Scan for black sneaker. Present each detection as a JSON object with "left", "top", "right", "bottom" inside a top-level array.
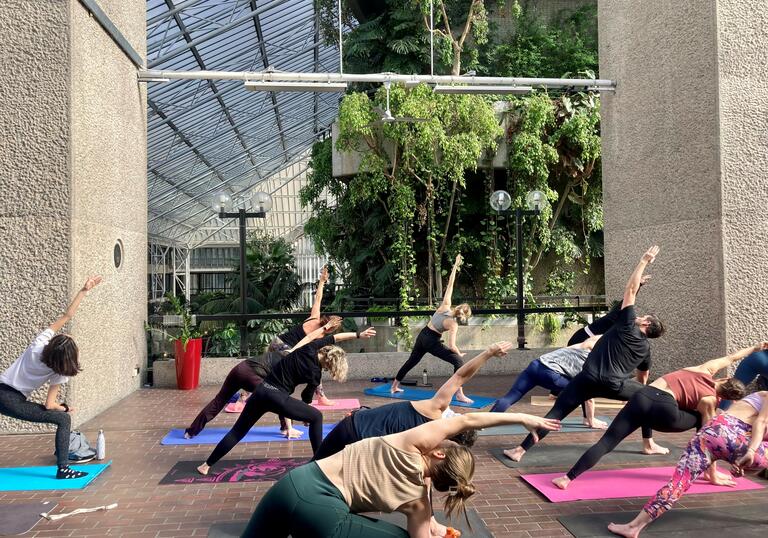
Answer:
[
  {"left": 57, "top": 466, "right": 88, "bottom": 479},
  {"left": 68, "top": 453, "right": 96, "bottom": 464}
]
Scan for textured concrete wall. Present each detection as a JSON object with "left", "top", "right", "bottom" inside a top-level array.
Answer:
[
  {"left": 69, "top": 0, "right": 147, "bottom": 425},
  {"left": 599, "top": 1, "right": 768, "bottom": 375},
  {"left": 0, "top": 0, "right": 146, "bottom": 433}
]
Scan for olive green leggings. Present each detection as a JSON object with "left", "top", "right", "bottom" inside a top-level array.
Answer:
[{"left": 243, "top": 462, "right": 409, "bottom": 537}]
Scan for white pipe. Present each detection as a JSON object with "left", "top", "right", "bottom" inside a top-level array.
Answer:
[
  {"left": 338, "top": 0, "right": 343, "bottom": 75},
  {"left": 430, "top": 0, "right": 434, "bottom": 76},
  {"left": 139, "top": 69, "right": 616, "bottom": 90}
]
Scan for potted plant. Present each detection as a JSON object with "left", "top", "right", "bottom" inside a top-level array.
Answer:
[{"left": 166, "top": 294, "right": 203, "bottom": 390}]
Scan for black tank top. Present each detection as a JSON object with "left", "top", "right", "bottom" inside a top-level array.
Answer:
[
  {"left": 352, "top": 401, "right": 431, "bottom": 439},
  {"left": 278, "top": 323, "right": 307, "bottom": 347}
]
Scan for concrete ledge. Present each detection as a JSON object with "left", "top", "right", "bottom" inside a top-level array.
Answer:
[{"left": 151, "top": 348, "right": 547, "bottom": 388}]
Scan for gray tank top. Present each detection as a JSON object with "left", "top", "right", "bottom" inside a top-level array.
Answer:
[{"left": 430, "top": 311, "right": 453, "bottom": 333}]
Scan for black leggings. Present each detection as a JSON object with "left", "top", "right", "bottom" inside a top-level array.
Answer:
[
  {"left": 205, "top": 383, "right": 323, "bottom": 465},
  {"left": 520, "top": 372, "right": 653, "bottom": 451},
  {"left": 566, "top": 387, "right": 701, "bottom": 480},
  {"left": 0, "top": 383, "right": 71, "bottom": 467},
  {"left": 395, "top": 327, "right": 463, "bottom": 382},
  {"left": 312, "top": 414, "right": 360, "bottom": 461}
]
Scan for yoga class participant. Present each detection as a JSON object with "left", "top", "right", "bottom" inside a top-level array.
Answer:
[
  {"left": 183, "top": 318, "right": 343, "bottom": 440},
  {"left": 719, "top": 347, "right": 768, "bottom": 409},
  {"left": 607, "top": 391, "right": 768, "bottom": 538},
  {"left": 505, "top": 246, "right": 666, "bottom": 462},
  {"left": 0, "top": 276, "right": 102, "bottom": 479},
  {"left": 490, "top": 336, "right": 608, "bottom": 429},
  {"left": 197, "top": 327, "right": 376, "bottom": 474},
  {"left": 552, "top": 343, "right": 765, "bottom": 490},
  {"left": 242, "top": 411, "right": 561, "bottom": 537},
  {"left": 391, "top": 254, "right": 474, "bottom": 403},
  {"left": 312, "top": 341, "right": 515, "bottom": 460}
]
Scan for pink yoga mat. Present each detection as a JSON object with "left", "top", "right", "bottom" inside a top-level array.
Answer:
[
  {"left": 521, "top": 466, "right": 764, "bottom": 503},
  {"left": 310, "top": 398, "right": 360, "bottom": 410}
]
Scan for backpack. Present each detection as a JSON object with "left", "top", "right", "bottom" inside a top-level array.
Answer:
[{"left": 68, "top": 431, "right": 96, "bottom": 460}]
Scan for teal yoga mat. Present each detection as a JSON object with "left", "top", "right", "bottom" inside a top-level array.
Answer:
[
  {"left": 0, "top": 461, "right": 111, "bottom": 491},
  {"left": 364, "top": 384, "right": 496, "bottom": 408},
  {"left": 478, "top": 416, "right": 612, "bottom": 436}
]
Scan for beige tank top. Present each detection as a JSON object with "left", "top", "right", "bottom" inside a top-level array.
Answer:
[{"left": 341, "top": 436, "right": 426, "bottom": 512}]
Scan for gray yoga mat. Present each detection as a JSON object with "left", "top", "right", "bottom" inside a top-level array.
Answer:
[
  {"left": 0, "top": 501, "right": 57, "bottom": 536},
  {"left": 478, "top": 416, "right": 612, "bottom": 436},
  {"left": 208, "top": 509, "right": 491, "bottom": 537},
  {"left": 557, "top": 504, "right": 768, "bottom": 537},
  {"left": 490, "top": 442, "right": 682, "bottom": 469}
]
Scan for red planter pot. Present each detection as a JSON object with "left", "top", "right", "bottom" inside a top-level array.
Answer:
[{"left": 174, "top": 338, "right": 202, "bottom": 390}]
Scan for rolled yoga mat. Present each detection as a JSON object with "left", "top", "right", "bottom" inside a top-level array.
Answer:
[
  {"left": 0, "top": 462, "right": 111, "bottom": 492},
  {"left": 0, "top": 501, "right": 57, "bottom": 535},
  {"left": 557, "top": 503, "right": 768, "bottom": 537},
  {"left": 160, "top": 458, "right": 306, "bottom": 485},
  {"left": 478, "top": 416, "right": 612, "bottom": 436},
  {"left": 489, "top": 442, "right": 682, "bottom": 469},
  {"left": 161, "top": 423, "right": 338, "bottom": 445},
  {"left": 521, "top": 465, "right": 763, "bottom": 503},
  {"left": 207, "top": 509, "right": 492, "bottom": 538},
  {"left": 364, "top": 383, "right": 496, "bottom": 409},
  {"left": 531, "top": 395, "right": 625, "bottom": 409}
]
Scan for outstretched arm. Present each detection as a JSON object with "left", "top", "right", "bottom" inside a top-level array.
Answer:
[
  {"left": 429, "top": 342, "right": 513, "bottom": 412},
  {"left": 286, "top": 317, "right": 342, "bottom": 353},
  {"left": 439, "top": 254, "right": 462, "bottom": 309},
  {"left": 50, "top": 276, "right": 103, "bottom": 333},
  {"left": 701, "top": 342, "right": 768, "bottom": 376},
  {"left": 332, "top": 327, "right": 376, "bottom": 343},
  {"left": 308, "top": 266, "right": 329, "bottom": 320},
  {"left": 622, "top": 246, "right": 659, "bottom": 308},
  {"left": 733, "top": 392, "right": 768, "bottom": 475}
]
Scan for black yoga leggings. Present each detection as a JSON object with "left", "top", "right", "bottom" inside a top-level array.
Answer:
[
  {"left": 395, "top": 326, "right": 463, "bottom": 382},
  {"left": 312, "top": 414, "right": 360, "bottom": 461},
  {"left": 205, "top": 383, "right": 323, "bottom": 465},
  {"left": 0, "top": 383, "right": 71, "bottom": 467},
  {"left": 520, "top": 372, "right": 653, "bottom": 451},
  {"left": 566, "top": 387, "right": 701, "bottom": 479}
]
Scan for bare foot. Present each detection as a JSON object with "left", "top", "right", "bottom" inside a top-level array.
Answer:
[
  {"left": 197, "top": 463, "right": 210, "bottom": 475},
  {"left": 607, "top": 522, "right": 642, "bottom": 538},
  {"left": 642, "top": 440, "right": 669, "bottom": 455},
  {"left": 454, "top": 394, "right": 474, "bottom": 404},
  {"left": 503, "top": 447, "right": 526, "bottom": 462},
  {"left": 552, "top": 475, "right": 571, "bottom": 490},
  {"left": 584, "top": 417, "right": 609, "bottom": 429},
  {"left": 281, "top": 427, "right": 304, "bottom": 439},
  {"left": 184, "top": 432, "right": 193, "bottom": 439},
  {"left": 390, "top": 383, "right": 404, "bottom": 394},
  {"left": 317, "top": 396, "right": 336, "bottom": 406}
]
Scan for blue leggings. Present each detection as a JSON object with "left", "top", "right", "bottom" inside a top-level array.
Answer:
[
  {"left": 491, "top": 359, "right": 570, "bottom": 412},
  {"left": 720, "top": 351, "right": 768, "bottom": 410}
]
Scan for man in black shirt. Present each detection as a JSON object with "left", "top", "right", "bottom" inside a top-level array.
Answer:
[{"left": 505, "top": 246, "right": 666, "bottom": 462}]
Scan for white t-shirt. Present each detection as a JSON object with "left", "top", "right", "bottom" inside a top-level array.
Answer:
[{"left": 0, "top": 329, "right": 69, "bottom": 397}]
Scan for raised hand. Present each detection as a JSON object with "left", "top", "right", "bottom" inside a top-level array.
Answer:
[
  {"left": 640, "top": 275, "right": 652, "bottom": 286},
  {"left": 319, "top": 266, "right": 329, "bottom": 283},
  {"left": 82, "top": 275, "right": 103, "bottom": 292},
  {"left": 641, "top": 246, "right": 660, "bottom": 264},
  {"left": 454, "top": 254, "right": 463, "bottom": 267},
  {"left": 323, "top": 316, "right": 343, "bottom": 332},
  {"left": 753, "top": 341, "right": 768, "bottom": 352}
]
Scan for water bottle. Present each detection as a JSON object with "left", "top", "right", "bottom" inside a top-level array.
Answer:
[
  {"left": 422, "top": 369, "right": 428, "bottom": 386},
  {"left": 96, "top": 429, "right": 106, "bottom": 460}
]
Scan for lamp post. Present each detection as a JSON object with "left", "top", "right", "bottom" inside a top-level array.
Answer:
[
  {"left": 490, "top": 189, "right": 546, "bottom": 349},
  {"left": 211, "top": 191, "right": 273, "bottom": 356}
]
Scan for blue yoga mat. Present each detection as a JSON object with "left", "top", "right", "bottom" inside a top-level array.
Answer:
[
  {"left": 161, "top": 423, "right": 338, "bottom": 445},
  {"left": 0, "top": 461, "right": 111, "bottom": 491},
  {"left": 477, "top": 416, "right": 613, "bottom": 436},
  {"left": 363, "top": 384, "right": 496, "bottom": 409}
]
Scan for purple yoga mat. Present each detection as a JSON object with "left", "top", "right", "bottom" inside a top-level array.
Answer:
[
  {"left": 161, "top": 423, "right": 338, "bottom": 445},
  {"left": 159, "top": 458, "right": 306, "bottom": 485},
  {"left": 521, "top": 466, "right": 764, "bottom": 503}
]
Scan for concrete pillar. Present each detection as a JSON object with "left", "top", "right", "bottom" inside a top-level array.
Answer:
[
  {"left": 0, "top": 0, "right": 147, "bottom": 432},
  {"left": 599, "top": 1, "right": 768, "bottom": 373}
]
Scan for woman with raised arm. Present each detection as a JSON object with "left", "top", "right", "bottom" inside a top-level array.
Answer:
[
  {"left": 391, "top": 255, "right": 474, "bottom": 403},
  {"left": 607, "top": 390, "right": 768, "bottom": 538},
  {"left": 719, "top": 346, "right": 768, "bottom": 410},
  {"left": 197, "top": 326, "right": 376, "bottom": 474},
  {"left": 0, "top": 276, "right": 102, "bottom": 479},
  {"left": 242, "top": 410, "right": 560, "bottom": 537},
  {"left": 551, "top": 342, "right": 766, "bottom": 491}
]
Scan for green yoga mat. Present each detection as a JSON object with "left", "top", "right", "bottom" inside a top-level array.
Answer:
[
  {"left": 558, "top": 504, "right": 768, "bottom": 537},
  {"left": 477, "top": 416, "right": 612, "bottom": 436}
]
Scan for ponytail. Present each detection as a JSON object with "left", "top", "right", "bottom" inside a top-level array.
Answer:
[{"left": 430, "top": 445, "right": 476, "bottom": 524}]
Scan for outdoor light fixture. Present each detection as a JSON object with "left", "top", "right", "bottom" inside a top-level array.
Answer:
[
  {"left": 490, "top": 190, "right": 512, "bottom": 212},
  {"left": 244, "top": 81, "right": 348, "bottom": 93},
  {"left": 210, "top": 191, "right": 232, "bottom": 214},
  {"left": 526, "top": 190, "right": 546, "bottom": 211},
  {"left": 433, "top": 85, "right": 534, "bottom": 95},
  {"left": 251, "top": 191, "right": 273, "bottom": 214}
]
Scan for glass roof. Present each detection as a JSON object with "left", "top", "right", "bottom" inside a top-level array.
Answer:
[{"left": 146, "top": 0, "right": 341, "bottom": 246}]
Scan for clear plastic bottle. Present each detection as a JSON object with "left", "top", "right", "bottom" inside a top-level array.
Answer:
[
  {"left": 96, "top": 429, "right": 106, "bottom": 460},
  {"left": 422, "top": 369, "right": 428, "bottom": 386}
]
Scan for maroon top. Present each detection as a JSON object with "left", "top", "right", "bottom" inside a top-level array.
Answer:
[{"left": 661, "top": 369, "right": 717, "bottom": 410}]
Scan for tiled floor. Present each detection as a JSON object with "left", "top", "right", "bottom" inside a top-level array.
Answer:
[{"left": 1, "top": 374, "right": 766, "bottom": 537}]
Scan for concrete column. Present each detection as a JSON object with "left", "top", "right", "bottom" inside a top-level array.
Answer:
[
  {"left": 0, "top": 0, "right": 147, "bottom": 433},
  {"left": 599, "top": 1, "right": 768, "bottom": 373}
]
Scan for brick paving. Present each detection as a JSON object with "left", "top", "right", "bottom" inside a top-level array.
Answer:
[{"left": 1, "top": 373, "right": 766, "bottom": 537}]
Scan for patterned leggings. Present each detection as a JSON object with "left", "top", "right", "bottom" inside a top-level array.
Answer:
[{"left": 644, "top": 413, "right": 768, "bottom": 519}]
